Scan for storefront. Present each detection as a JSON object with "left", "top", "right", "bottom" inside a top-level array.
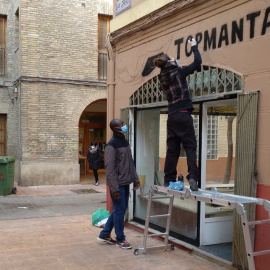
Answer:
[{"left": 107, "top": 0, "right": 270, "bottom": 269}]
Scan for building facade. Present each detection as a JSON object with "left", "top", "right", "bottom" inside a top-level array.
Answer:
[
  {"left": 0, "top": 0, "right": 113, "bottom": 185},
  {"left": 108, "top": 0, "right": 270, "bottom": 269}
]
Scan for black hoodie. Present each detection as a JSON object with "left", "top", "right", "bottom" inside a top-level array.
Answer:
[{"left": 159, "top": 45, "right": 202, "bottom": 114}]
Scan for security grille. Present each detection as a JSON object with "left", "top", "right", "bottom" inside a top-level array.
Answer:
[
  {"left": 130, "top": 75, "right": 164, "bottom": 106},
  {"left": 130, "top": 65, "right": 242, "bottom": 106},
  {"left": 188, "top": 66, "right": 242, "bottom": 98}
]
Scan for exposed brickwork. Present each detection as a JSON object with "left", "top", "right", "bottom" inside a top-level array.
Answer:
[
  {"left": 0, "top": 1, "right": 20, "bottom": 157},
  {"left": 1, "top": 0, "right": 112, "bottom": 185}
]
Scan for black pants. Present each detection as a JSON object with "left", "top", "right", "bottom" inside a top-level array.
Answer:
[
  {"left": 164, "top": 112, "right": 200, "bottom": 185},
  {"left": 93, "top": 169, "right": 98, "bottom": 182}
]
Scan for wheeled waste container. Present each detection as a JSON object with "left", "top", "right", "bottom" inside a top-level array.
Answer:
[{"left": 0, "top": 156, "right": 17, "bottom": 196}]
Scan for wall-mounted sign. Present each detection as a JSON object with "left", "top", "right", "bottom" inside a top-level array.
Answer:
[
  {"left": 116, "top": 0, "right": 131, "bottom": 15},
  {"left": 141, "top": 6, "right": 270, "bottom": 77}
]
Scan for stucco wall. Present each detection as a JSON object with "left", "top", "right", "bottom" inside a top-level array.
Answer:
[
  {"left": 110, "top": 0, "right": 270, "bottom": 186},
  {"left": 112, "top": 0, "right": 176, "bottom": 29}
]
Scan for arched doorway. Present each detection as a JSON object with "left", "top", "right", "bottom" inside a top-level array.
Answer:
[{"left": 78, "top": 99, "right": 107, "bottom": 183}]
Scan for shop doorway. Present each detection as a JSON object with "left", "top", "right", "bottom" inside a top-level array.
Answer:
[
  {"left": 134, "top": 107, "right": 200, "bottom": 243},
  {"left": 130, "top": 65, "right": 249, "bottom": 255},
  {"left": 78, "top": 99, "right": 107, "bottom": 183},
  {"left": 132, "top": 98, "right": 237, "bottom": 255},
  {"left": 200, "top": 99, "right": 237, "bottom": 246}
]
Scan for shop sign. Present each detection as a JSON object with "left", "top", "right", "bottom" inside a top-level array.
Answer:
[
  {"left": 174, "top": 7, "right": 270, "bottom": 60},
  {"left": 142, "top": 6, "right": 270, "bottom": 77},
  {"left": 116, "top": 0, "right": 131, "bottom": 15}
]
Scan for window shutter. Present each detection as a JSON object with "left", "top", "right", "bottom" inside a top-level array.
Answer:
[
  {"left": 232, "top": 91, "right": 259, "bottom": 269},
  {"left": 0, "top": 19, "right": 3, "bottom": 47},
  {"left": 99, "top": 19, "right": 107, "bottom": 51},
  {"left": 0, "top": 18, "right": 5, "bottom": 75},
  {"left": 0, "top": 115, "right": 7, "bottom": 156}
]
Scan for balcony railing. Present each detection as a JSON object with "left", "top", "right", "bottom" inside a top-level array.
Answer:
[{"left": 0, "top": 48, "right": 5, "bottom": 76}]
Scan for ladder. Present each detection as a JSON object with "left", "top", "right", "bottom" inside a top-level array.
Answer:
[{"left": 134, "top": 185, "right": 270, "bottom": 270}]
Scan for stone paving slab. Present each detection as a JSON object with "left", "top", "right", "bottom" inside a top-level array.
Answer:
[
  {"left": 0, "top": 178, "right": 232, "bottom": 269},
  {"left": 0, "top": 215, "right": 229, "bottom": 270},
  {"left": 0, "top": 193, "right": 106, "bottom": 220}
]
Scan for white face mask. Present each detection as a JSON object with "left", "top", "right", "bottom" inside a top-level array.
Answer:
[
  {"left": 168, "top": 57, "right": 179, "bottom": 67},
  {"left": 91, "top": 146, "right": 95, "bottom": 149}
]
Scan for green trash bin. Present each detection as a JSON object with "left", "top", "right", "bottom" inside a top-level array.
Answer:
[{"left": 0, "top": 156, "right": 17, "bottom": 196}]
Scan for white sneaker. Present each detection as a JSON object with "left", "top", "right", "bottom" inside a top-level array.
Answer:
[{"left": 95, "top": 182, "right": 99, "bottom": 186}]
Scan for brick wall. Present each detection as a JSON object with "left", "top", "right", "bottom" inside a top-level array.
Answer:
[
  {"left": 0, "top": 1, "right": 20, "bottom": 159},
  {"left": 20, "top": 82, "right": 107, "bottom": 163},
  {"left": 1, "top": 0, "right": 113, "bottom": 185},
  {"left": 20, "top": 0, "right": 113, "bottom": 80}
]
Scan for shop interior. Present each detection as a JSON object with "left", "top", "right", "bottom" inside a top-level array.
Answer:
[{"left": 134, "top": 99, "right": 237, "bottom": 261}]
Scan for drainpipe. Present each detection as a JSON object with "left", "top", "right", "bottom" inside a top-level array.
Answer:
[
  {"left": 106, "top": 33, "right": 115, "bottom": 139},
  {"left": 106, "top": 33, "right": 115, "bottom": 213}
]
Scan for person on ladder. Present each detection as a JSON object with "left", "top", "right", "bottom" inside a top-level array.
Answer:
[{"left": 153, "top": 37, "right": 202, "bottom": 191}]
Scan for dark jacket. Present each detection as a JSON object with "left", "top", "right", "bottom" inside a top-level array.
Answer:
[
  {"left": 159, "top": 45, "right": 202, "bottom": 114},
  {"left": 87, "top": 147, "right": 102, "bottom": 170},
  {"left": 105, "top": 134, "right": 139, "bottom": 193}
]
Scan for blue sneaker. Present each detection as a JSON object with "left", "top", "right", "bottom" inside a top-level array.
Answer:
[
  {"left": 116, "top": 240, "right": 132, "bottom": 249},
  {"left": 97, "top": 235, "right": 116, "bottom": 245}
]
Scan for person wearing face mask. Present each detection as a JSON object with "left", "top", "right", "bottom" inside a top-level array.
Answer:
[
  {"left": 87, "top": 141, "right": 102, "bottom": 186},
  {"left": 97, "top": 118, "right": 140, "bottom": 249},
  {"left": 153, "top": 37, "right": 202, "bottom": 191}
]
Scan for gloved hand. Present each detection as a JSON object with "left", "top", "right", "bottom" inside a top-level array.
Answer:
[
  {"left": 188, "top": 37, "right": 197, "bottom": 47},
  {"left": 112, "top": 191, "right": 121, "bottom": 202},
  {"left": 133, "top": 182, "right": 140, "bottom": 191}
]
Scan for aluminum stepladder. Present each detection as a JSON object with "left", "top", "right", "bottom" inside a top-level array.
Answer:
[
  {"left": 134, "top": 185, "right": 270, "bottom": 270},
  {"left": 133, "top": 186, "right": 175, "bottom": 256}
]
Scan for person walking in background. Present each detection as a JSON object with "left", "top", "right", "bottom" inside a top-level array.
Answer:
[
  {"left": 87, "top": 141, "right": 102, "bottom": 186},
  {"left": 97, "top": 118, "right": 140, "bottom": 249},
  {"left": 153, "top": 37, "right": 202, "bottom": 191}
]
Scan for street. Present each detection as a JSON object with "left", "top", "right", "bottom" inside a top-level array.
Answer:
[{"left": 0, "top": 178, "right": 230, "bottom": 270}]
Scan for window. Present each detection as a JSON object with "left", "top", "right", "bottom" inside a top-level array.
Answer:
[
  {"left": 0, "top": 16, "right": 6, "bottom": 76},
  {"left": 98, "top": 15, "right": 111, "bottom": 80},
  {"left": 0, "top": 114, "right": 7, "bottom": 155},
  {"left": 207, "top": 115, "right": 218, "bottom": 159}
]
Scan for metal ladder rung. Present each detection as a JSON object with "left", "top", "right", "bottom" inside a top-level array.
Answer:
[
  {"left": 253, "top": 249, "right": 270, "bottom": 256},
  {"left": 134, "top": 188, "right": 175, "bottom": 257},
  {"left": 149, "top": 214, "right": 170, "bottom": 218},
  {"left": 135, "top": 185, "right": 270, "bottom": 270},
  {"left": 147, "top": 232, "right": 167, "bottom": 237},
  {"left": 152, "top": 195, "right": 173, "bottom": 200},
  {"left": 248, "top": 219, "right": 270, "bottom": 226}
]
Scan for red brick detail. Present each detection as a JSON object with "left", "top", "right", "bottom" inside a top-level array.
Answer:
[{"left": 254, "top": 184, "right": 270, "bottom": 270}]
